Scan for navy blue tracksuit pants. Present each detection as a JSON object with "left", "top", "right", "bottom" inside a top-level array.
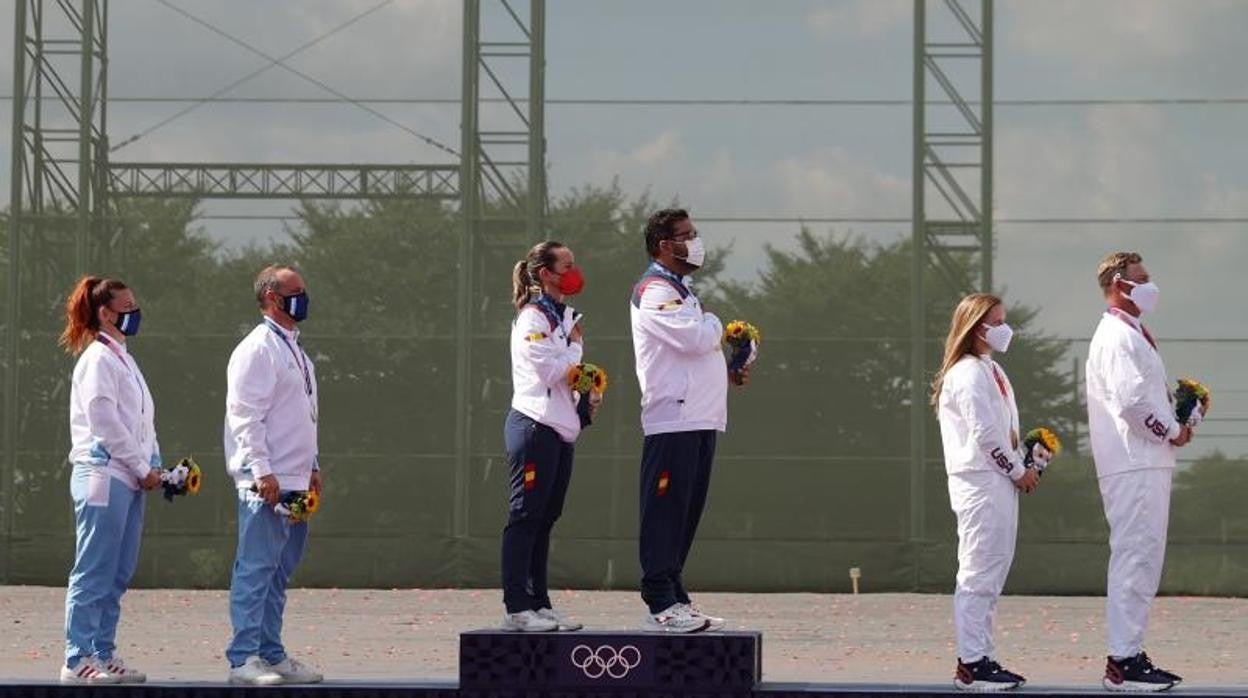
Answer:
[
  {"left": 639, "top": 430, "right": 717, "bottom": 614},
  {"left": 501, "top": 409, "right": 574, "bottom": 614}
]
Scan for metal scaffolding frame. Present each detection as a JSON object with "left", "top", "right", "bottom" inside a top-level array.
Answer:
[
  {"left": 910, "top": 0, "right": 993, "bottom": 577},
  {"left": 5, "top": 1, "right": 993, "bottom": 591},
  {"left": 3, "top": 0, "right": 547, "bottom": 581}
]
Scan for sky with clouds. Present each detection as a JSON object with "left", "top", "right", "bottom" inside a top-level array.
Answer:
[{"left": 2, "top": 0, "right": 1247, "bottom": 452}]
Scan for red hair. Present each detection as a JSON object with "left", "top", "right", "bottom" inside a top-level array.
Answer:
[{"left": 59, "top": 275, "right": 129, "bottom": 355}]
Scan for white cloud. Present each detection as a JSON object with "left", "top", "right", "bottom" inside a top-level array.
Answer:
[
  {"left": 588, "top": 129, "right": 685, "bottom": 191},
  {"left": 1005, "top": 0, "right": 1236, "bottom": 73},
  {"left": 773, "top": 147, "right": 909, "bottom": 215},
  {"left": 807, "top": 0, "right": 910, "bottom": 39},
  {"left": 996, "top": 105, "right": 1166, "bottom": 220}
]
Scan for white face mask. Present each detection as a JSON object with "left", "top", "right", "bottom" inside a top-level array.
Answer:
[
  {"left": 980, "top": 322, "right": 1014, "bottom": 353},
  {"left": 676, "top": 237, "right": 707, "bottom": 268},
  {"left": 1118, "top": 276, "right": 1161, "bottom": 314}
]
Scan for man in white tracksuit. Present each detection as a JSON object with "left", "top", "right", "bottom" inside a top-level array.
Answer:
[
  {"left": 224, "top": 265, "right": 324, "bottom": 686},
  {"left": 1086, "top": 252, "right": 1190, "bottom": 692},
  {"left": 630, "top": 208, "right": 744, "bottom": 634}
]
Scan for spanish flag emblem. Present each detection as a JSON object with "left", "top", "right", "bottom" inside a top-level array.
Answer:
[
  {"left": 524, "top": 462, "right": 537, "bottom": 491},
  {"left": 656, "top": 470, "right": 670, "bottom": 497}
]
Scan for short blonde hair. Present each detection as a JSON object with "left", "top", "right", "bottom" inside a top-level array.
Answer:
[{"left": 1096, "top": 252, "right": 1142, "bottom": 290}]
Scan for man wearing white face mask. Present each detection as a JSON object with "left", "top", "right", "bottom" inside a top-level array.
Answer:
[
  {"left": 630, "top": 208, "right": 746, "bottom": 633},
  {"left": 1086, "top": 252, "right": 1188, "bottom": 692},
  {"left": 934, "top": 294, "right": 1041, "bottom": 691}
]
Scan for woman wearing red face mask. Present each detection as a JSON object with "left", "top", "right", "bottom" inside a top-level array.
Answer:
[{"left": 500, "top": 241, "right": 589, "bottom": 632}]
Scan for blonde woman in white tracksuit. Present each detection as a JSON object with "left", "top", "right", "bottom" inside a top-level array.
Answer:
[
  {"left": 934, "top": 293, "right": 1041, "bottom": 692},
  {"left": 1086, "top": 252, "right": 1186, "bottom": 692}
]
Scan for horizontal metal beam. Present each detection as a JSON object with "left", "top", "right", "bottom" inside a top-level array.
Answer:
[{"left": 107, "top": 162, "right": 460, "bottom": 200}]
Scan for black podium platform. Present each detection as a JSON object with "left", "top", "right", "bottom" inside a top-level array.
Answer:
[
  {"left": 3, "top": 630, "right": 1247, "bottom": 698},
  {"left": 460, "top": 629, "right": 761, "bottom": 693}
]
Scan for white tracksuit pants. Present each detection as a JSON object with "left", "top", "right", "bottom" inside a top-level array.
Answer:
[
  {"left": 1099, "top": 467, "right": 1173, "bottom": 659},
  {"left": 949, "top": 470, "right": 1019, "bottom": 663}
]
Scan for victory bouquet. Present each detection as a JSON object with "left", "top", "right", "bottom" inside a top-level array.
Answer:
[
  {"left": 1174, "top": 378, "right": 1211, "bottom": 428},
  {"left": 250, "top": 485, "right": 321, "bottom": 523},
  {"left": 568, "top": 362, "right": 608, "bottom": 427},
  {"left": 159, "top": 457, "right": 203, "bottom": 502},
  {"left": 723, "top": 321, "right": 761, "bottom": 386},
  {"left": 1022, "top": 427, "right": 1062, "bottom": 476}
]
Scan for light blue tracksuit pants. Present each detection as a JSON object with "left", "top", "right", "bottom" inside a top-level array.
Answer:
[
  {"left": 225, "top": 489, "right": 308, "bottom": 668},
  {"left": 64, "top": 464, "right": 145, "bottom": 669}
]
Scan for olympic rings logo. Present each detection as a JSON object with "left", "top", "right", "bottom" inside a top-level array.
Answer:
[{"left": 569, "top": 644, "right": 642, "bottom": 679}]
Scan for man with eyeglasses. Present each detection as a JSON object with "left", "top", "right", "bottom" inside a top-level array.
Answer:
[{"left": 629, "top": 208, "right": 747, "bottom": 633}]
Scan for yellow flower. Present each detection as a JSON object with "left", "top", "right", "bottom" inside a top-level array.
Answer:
[
  {"left": 724, "top": 320, "right": 761, "bottom": 345},
  {"left": 1178, "top": 378, "right": 1210, "bottom": 400},
  {"left": 305, "top": 490, "right": 320, "bottom": 515},
  {"left": 1029, "top": 427, "right": 1063, "bottom": 457},
  {"left": 569, "top": 363, "right": 608, "bottom": 394},
  {"left": 180, "top": 457, "right": 202, "bottom": 495}
]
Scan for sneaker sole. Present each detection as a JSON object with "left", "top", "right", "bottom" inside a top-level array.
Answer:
[
  {"left": 1103, "top": 678, "right": 1176, "bottom": 693},
  {"left": 954, "top": 679, "right": 1022, "bottom": 692},
  {"left": 641, "top": 620, "right": 710, "bottom": 634},
  {"left": 59, "top": 669, "right": 121, "bottom": 685},
  {"left": 59, "top": 677, "right": 121, "bottom": 685},
  {"left": 229, "top": 676, "right": 285, "bottom": 686},
  {"left": 500, "top": 624, "right": 559, "bottom": 632}
]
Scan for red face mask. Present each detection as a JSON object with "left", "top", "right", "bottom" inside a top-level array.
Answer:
[{"left": 554, "top": 266, "right": 585, "bottom": 296}]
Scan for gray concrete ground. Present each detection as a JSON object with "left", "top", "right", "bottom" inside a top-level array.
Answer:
[{"left": 1, "top": 587, "right": 1244, "bottom": 688}]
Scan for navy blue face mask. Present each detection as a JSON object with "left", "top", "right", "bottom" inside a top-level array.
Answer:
[
  {"left": 114, "top": 308, "right": 142, "bottom": 336},
  {"left": 281, "top": 292, "right": 310, "bottom": 323}
]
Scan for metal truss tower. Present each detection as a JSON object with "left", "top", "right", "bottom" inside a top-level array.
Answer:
[
  {"left": 4, "top": 0, "right": 546, "bottom": 578},
  {"left": 909, "top": 0, "right": 993, "bottom": 581}
]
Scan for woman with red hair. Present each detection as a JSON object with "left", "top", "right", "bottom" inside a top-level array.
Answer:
[{"left": 58, "top": 275, "right": 161, "bottom": 685}]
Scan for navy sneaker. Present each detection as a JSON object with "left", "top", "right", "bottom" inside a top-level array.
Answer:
[
  {"left": 1104, "top": 652, "right": 1181, "bottom": 692},
  {"left": 954, "top": 657, "right": 1026, "bottom": 692}
]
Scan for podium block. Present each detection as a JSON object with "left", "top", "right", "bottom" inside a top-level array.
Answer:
[{"left": 460, "top": 630, "right": 761, "bottom": 693}]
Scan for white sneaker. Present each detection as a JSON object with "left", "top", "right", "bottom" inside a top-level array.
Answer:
[
  {"left": 101, "top": 656, "right": 147, "bottom": 683},
  {"left": 501, "top": 609, "right": 559, "bottom": 632},
  {"left": 60, "top": 656, "right": 121, "bottom": 685},
  {"left": 537, "top": 607, "right": 584, "bottom": 631},
  {"left": 679, "top": 603, "right": 725, "bottom": 631},
  {"left": 228, "top": 655, "right": 284, "bottom": 686},
  {"left": 268, "top": 656, "right": 323, "bottom": 684},
  {"left": 641, "top": 604, "right": 710, "bottom": 634}
]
